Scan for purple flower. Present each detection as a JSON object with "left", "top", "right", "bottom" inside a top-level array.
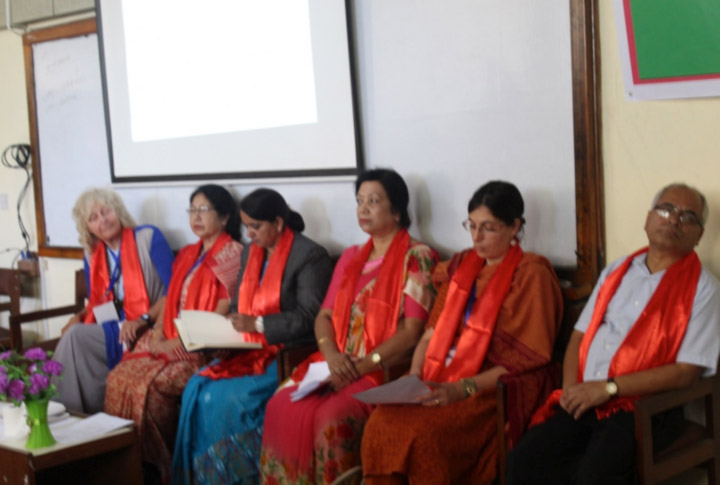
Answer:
[
  {"left": 42, "top": 360, "right": 63, "bottom": 376},
  {"left": 29, "top": 373, "right": 50, "bottom": 395},
  {"left": 8, "top": 379, "right": 25, "bottom": 401},
  {"left": 0, "top": 350, "right": 11, "bottom": 360},
  {"left": 24, "top": 348, "right": 47, "bottom": 361},
  {"left": 0, "top": 372, "right": 8, "bottom": 394},
  {"left": 0, "top": 365, "right": 6, "bottom": 374},
  {"left": 29, "top": 364, "right": 37, "bottom": 373}
]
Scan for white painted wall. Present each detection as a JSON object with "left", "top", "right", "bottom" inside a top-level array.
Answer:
[{"left": 4, "top": 1, "right": 720, "bottom": 352}]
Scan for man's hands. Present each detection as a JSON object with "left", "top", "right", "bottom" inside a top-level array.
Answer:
[{"left": 560, "top": 381, "right": 612, "bottom": 419}]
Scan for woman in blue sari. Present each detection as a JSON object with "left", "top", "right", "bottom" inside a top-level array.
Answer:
[{"left": 172, "top": 188, "right": 333, "bottom": 484}]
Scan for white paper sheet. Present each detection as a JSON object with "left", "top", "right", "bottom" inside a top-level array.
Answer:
[
  {"left": 92, "top": 300, "right": 120, "bottom": 324},
  {"left": 51, "top": 412, "right": 134, "bottom": 444},
  {"left": 290, "top": 361, "right": 330, "bottom": 402},
  {"left": 353, "top": 375, "right": 432, "bottom": 405}
]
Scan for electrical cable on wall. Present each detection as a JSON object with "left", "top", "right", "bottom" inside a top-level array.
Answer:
[{"left": 1, "top": 144, "right": 33, "bottom": 262}]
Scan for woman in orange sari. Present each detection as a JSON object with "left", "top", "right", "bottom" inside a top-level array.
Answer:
[
  {"left": 260, "top": 169, "right": 438, "bottom": 485},
  {"left": 104, "top": 184, "right": 243, "bottom": 482},
  {"left": 361, "top": 181, "right": 563, "bottom": 484}
]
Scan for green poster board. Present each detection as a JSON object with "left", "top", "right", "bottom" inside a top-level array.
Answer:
[{"left": 628, "top": 0, "right": 720, "bottom": 81}]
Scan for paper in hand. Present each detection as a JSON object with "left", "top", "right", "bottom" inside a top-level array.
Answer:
[
  {"left": 353, "top": 375, "right": 432, "bottom": 405},
  {"left": 290, "top": 361, "right": 331, "bottom": 402}
]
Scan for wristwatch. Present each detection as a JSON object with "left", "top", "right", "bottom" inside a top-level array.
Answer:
[
  {"left": 140, "top": 313, "right": 151, "bottom": 325},
  {"left": 605, "top": 377, "right": 619, "bottom": 398},
  {"left": 371, "top": 351, "right": 383, "bottom": 368},
  {"left": 254, "top": 316, "right": 265, "bottom": 333},
  {"left": 461, "top": 377, "right": 478, "bottom": 397}
]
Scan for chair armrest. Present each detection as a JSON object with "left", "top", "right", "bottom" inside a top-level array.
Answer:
[
  {"left": 9, "top": 303, "right": 82, "bottom": 350},
  {"left": 634, "top": 377, "right": 714, "bottom": 417},
  {"left": 634, "top": 375, "right": 719, "bottom": 484},
  {"left": 382, "top": 350, "right": 414, "bottom": 383},
  {"left": 277, "top": 343, "right": 319, "bottom": 382}
]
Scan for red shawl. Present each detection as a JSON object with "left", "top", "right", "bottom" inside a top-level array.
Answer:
[
  {"left": 200, "top": 228, "right": 295, "bottom": 379},
  {"left": 85, "top": 227, "right": 149, "bottom": 323},
  {"left": 291, "top": 229, "right": 411, "bottom": 385},
  {"left": 423, "top": 244, "right": 523, "bottom": 382},
  {"left": 162, "top": 232, "right": 236, "bottom": 339},
  {"left": 531, "top": 247, "right": 700, "bottom": 423}
]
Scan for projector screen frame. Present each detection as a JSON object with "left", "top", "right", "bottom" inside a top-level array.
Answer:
[{"left": 96, "top": 0, "right": 365, "bottom": 183}]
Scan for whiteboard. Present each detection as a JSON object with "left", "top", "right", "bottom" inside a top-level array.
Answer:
[{"left": 28, "top": 1, "right": 582, "bottom": 266}]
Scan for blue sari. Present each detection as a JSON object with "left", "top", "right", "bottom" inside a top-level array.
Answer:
[{"left": 172, "top": 360, "right": 278, "bottom": 484}]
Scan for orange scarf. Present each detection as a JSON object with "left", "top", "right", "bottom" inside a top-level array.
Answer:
[
  {"left": 291, "top": 229, "right": 411, "bottom": 385},
  {"left": 85, "top": 227, "right": 149, "bottom": 323},
  {"left": 199, "top": 229, "right": 295, "bottom": 380},
  {"left": 162, "top": 233, "right": 234, "bottom": 339},
  {"left": 423, "top": 244, "right": 523, "bottom": 382},
  {"left": 531, "top": 247, "right": 700, "bottom": 424}
]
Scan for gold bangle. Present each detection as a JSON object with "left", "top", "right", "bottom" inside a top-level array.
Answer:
[
  {"left": 461, "top": 377, "right": 478, "bottom": 397},
  {"left": 317, "top": 336, "right": 329, "bottom": 346}
]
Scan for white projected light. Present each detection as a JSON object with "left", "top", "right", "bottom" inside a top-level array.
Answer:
[
  {"left": 98, "top": 0, "right": 360, "bottom": 180},
  {"left": 123, "top": 0, "right": 318, "bottom": 142}
]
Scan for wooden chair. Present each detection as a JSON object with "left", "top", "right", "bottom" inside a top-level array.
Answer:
[
  {"left": 9, "top": 268, "right": 86, "bottom": 352},
  {"left": 0, "top": 268, "right": 22, "bottom": 349},
  {"left": 634, "top": 358, "right": 720, "bottom": 485}
]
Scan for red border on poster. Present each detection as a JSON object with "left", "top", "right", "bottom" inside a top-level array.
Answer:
[{"left": 623, "top": 0, "right": 720, "bottom": 84}]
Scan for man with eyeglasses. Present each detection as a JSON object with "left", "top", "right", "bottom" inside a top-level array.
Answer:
[{"left": 507, "top": 183, "right": 720, "bottom": 484}]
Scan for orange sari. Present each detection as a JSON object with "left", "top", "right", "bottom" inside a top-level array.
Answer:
[{"left": 362, "top": 251, "right": 562, "bottom": 485}]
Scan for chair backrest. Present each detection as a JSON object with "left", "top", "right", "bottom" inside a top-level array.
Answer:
[
  {"left": 74, "top": 268, "right": 88, "bottom": 307},
  {"left": 0, "top": 269, "right": 23, "bottom": 349},
  {"left": 0, "top": 268, "right": 22, "bottom": 316}
]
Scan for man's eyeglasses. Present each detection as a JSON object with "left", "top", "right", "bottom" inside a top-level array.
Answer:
[
  {"left": 461, "top": 219, "right": 505, "bottom": 234},
  {"left": 653, "top": 204, "right": 702, "bottom": 227}
]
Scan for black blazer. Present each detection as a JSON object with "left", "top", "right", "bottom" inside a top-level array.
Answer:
[{"left": 229, "top": 232, "right": 333, "bottom": 346}]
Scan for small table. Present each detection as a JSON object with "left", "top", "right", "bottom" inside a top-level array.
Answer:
[{"left": 0, "top": 417, "right": 142, "bottom": 485}]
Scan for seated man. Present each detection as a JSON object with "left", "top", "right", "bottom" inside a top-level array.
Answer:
[{"left": 507, "top": 183, "right": 720, "bottom": 485}]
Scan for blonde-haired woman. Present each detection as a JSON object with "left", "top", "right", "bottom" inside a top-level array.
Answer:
[{"left": 53, "top": 187, "right": 174, "bottom": 414}]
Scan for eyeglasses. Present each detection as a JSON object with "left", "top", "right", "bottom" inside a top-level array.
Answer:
[
  {"left": 186, "top": 205, "right": 216, "bottom": 215},
  {"left": 461, "top": 219, "right": 505, "bottom": 234},
  {"left": 653, "top": 204, "right": 702, "bottom": 227}
]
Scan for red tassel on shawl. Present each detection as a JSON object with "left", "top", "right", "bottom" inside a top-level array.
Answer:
[
  {"left": 199, "top": 229, "right": 295, "bottom": 380},
  {"left": 291, "top": 230, "right": 411, "bottom": 385},
  {"left": 85, "top": 227, "right": 150, "bottom": 323},
  {"left": 422, "top": 244, "right": 523, "bottom": 382}
]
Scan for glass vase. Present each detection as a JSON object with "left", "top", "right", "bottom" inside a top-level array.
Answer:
[{"left": 25, "top": 398, "right": 56, "bottom": 450}]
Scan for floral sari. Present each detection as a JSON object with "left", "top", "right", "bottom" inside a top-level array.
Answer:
[{"left": 260, "top": 238, "right": 437, "bottom": 485}]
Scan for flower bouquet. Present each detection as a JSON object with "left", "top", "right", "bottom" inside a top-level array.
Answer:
[{"left": 0, "top": 347, "right": 63, "bottom": 449}]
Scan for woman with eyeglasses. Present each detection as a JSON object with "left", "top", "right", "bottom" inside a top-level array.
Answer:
[
  {"left": 171, "top": 188, "right": 333, "bottom": 484},
  {"left": 261, "top": 168, "right": 439, "bottom": 485},
  {"left": 105, "top": 184, "right": 243, "bottom": 483},
  {"left": 360, "top": 180, "right": 563, "bottom": 484},
  {"left": 53, "top": 188, "right": 174, "bottom": 415}
]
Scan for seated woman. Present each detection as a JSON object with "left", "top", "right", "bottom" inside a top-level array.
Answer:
[
  {"left": 104, "top": 184, "right": 243, "bottom": 482},
  {"left": 361, "top": 181, "right": 563, "bottom": 484},
  {"left": 171, "top": 188, "right": 334, "bottom": 484},
  {"left": 54, "top": 188, "right": 174, "bottom": 414},
  {"left": 260, "top": 168, "right": 439, "bottom": 485}
]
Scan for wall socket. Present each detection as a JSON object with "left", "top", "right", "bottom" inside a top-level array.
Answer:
[{"left": 0, "top": 193, "right": 8, "bottom": 210}]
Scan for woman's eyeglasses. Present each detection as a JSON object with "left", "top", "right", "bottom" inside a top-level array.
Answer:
[{"left": 187, "top": 206, "right": 216, "bottom": 215}]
